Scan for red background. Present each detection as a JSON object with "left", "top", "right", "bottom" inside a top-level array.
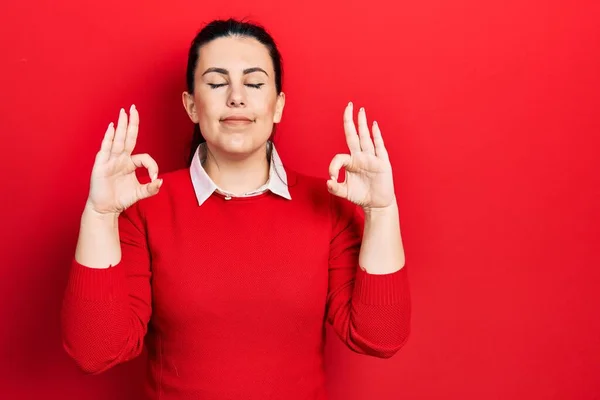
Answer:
[{"left": 2, "top": 1, "right": 599, "bottom": 399}]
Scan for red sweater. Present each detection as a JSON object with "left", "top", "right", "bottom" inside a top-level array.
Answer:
[{"left": 61, "top": 167, "right": 411, "bottom": 399}]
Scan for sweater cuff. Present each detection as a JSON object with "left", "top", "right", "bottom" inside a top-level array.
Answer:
[
  {"left": 65, "top": 258, "right": 128, "bottom": 302},
  {"left": 353, "top": 265, "right": 410, "bottom": 305}
]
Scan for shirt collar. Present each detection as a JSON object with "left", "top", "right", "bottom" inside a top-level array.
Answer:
[{"left": 189, "top": 141, "right": 292, "bottom": 205}]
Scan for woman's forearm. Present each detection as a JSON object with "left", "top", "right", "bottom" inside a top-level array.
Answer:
[
  {"left": 74, "top": 204, "right": 122, "bottom": 269},
  {"left": 359, "top": 199, "right": 406, "bottom": 275}
]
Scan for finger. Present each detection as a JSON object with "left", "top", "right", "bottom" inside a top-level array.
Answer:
[
  {"left": 97, "top": 122, "right": 115, "bottom": 163},
  {"left": 327, "top": 178, "right": 348, "bottom": 199},
  {"left": 124, "top": 104, "right": 139, "bottom": 155},
  {"left": 328, "top": 153, "right": 352, "bottom": 181},
  {"left": 139, "top": 178, "right": 163, "bottom": 200},
  {"left": 131, "top": 153, "right": 159, "bottom": 181},
  {"left": 358, "top": 107, "right": 375, "bottom": 155},
  {"left": 343, "top": 102, "right": 361, "bottom": 154},
  {"left": 111, "top": 108, "right": 128, "bottom": 155},
  {"left": 372, "top": 121, "right": 389, "bottom": 160}
]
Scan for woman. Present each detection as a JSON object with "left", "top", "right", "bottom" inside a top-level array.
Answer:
[{"left": 61, "top": 18, "right": 411, "bottom": 399}]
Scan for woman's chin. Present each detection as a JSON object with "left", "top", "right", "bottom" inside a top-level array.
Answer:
[
  {"left": 215, "top": 136, "right": 263, "bottom": 157},
  {"left": 222, "top": 137, "right": 251, "bottom": 151}
]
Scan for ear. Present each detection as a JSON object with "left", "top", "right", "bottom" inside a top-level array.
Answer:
[
  {"left": 182, "top": 91, "right": 199, "bottom": 123},
  {"left": 273, "top": 92, "right": 286, "bottom": 123}
]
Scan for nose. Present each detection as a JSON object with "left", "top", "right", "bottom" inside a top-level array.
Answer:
[{"left": 227, "top": 83, "right": 246, "bottom": 107}]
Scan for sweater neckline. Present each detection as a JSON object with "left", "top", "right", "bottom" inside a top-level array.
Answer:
[{"left": 210, "top": 190, "right": 274, "bottom": 202}]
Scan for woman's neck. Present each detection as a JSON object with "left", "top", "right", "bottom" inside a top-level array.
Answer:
[{"left": 202, "top": 144, "right": 270, "bottom": 195}]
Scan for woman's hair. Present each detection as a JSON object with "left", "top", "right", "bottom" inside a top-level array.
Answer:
[{"left": 185, "top": 18, "right": 284, "bottom": 165}]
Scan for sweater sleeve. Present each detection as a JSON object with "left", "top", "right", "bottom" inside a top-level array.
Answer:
[
  {"left": 61, "top": 202, "right": 152, "bottom": 374},
  {"left": 325, "top": 194, "right": 411, "bottom": 359}
]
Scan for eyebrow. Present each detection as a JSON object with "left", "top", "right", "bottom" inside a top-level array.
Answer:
[{"left": 201, "top": 67, "right": 269, "bottom": 77}]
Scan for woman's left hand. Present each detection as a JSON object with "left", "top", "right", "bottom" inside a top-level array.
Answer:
[{"left": 327, "top": 102, "right": 397, "bottom": 211}]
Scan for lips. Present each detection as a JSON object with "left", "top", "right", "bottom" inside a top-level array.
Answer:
[{"left": 221, "top": 116, "right": 254, "bottom": 122}]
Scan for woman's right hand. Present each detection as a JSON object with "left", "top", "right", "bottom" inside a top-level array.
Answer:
[{"left": 86, "top": 105, "right": 162, "bottom": 216}]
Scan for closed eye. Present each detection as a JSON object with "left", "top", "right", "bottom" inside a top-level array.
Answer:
[{"left": 208, "top": 83, "right": 265, "bottom": 89}]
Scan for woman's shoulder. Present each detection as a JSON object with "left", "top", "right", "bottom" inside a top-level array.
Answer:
[
  {"left": 149, "top": 167, "right": 193, "bottom": 199},
  {"left": 284, "top": 168, "right": 338, "bottom": 211},
  {"left": 284, "top": 168, "right": 362, "bottom": 231},
  {"left": 131, "top": 167, "right": 194, "bottom": 213},
  {"left": 284, "top": 168, "right": 327, "bottom": 194}
]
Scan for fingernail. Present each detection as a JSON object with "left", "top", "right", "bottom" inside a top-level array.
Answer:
[
  {"left": 348, "top": 101, "right": 353, "bottom": 107},
  {"left": 360, "top": 107, "right": 365, "bottom": 112},
  {"left": 374, "top": 121, "right": 378, "bottom": 126},
  {"left": 131, "top": 104, "right": 136, "bottom": 111}
]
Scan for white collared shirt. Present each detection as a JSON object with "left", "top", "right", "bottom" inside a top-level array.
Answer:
[{"left": 189, "top": 141, "right": 292, "bottom": 205}]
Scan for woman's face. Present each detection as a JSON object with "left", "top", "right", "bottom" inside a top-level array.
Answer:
[{"left": 183, "top": 36, "right": 285, "bottom": 158}]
